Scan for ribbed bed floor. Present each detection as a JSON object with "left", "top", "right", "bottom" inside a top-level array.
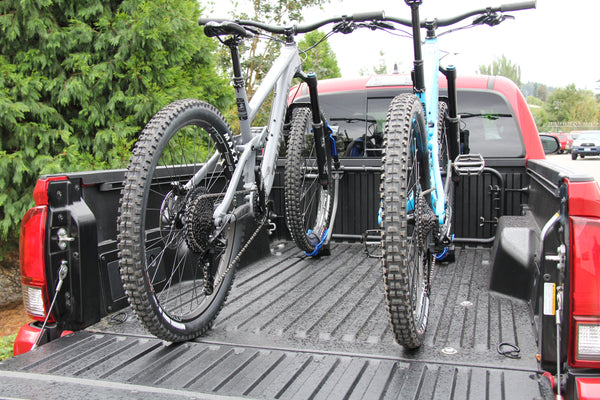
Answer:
[{"left": 0, "top": 242, "right": 547, "bottom": 399}]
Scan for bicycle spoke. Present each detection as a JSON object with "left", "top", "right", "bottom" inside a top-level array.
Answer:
[{"left": 119, "top": 99, "right": 239, "bottom": 341}]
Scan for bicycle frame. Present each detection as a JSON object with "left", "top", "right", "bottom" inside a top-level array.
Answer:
[
  {"left": 422, "top": 35, "right": 445, "bottom": 224},
  {"left": 406, "top": 1, "right": 447, "bottom": 225},
  {"left": 184, "top": 41, "right": 303, "bottom": 226}
]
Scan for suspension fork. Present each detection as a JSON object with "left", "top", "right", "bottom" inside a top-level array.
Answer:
[{"left": 296, "top": 71, "right": 337, "bottom": 186}]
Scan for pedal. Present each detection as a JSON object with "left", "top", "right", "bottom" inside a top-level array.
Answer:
[
  {"left": 453, "top": 153, "right": 485, "bottom": 176},
  {"left": 362, "top": 229, "right": 382, "bottom": 259}
]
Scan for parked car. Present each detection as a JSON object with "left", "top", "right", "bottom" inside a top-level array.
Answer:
[
  {"left": 546, "top": 132, "right": 574, "bottom": 153},
  {"left": 571, "top": 130, "right": 600, "bottom": 159}
]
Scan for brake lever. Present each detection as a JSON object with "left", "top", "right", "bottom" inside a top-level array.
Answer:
[
  {"left": 473, "top": 12, "right": 515, "bottom": 26},
  {"left": 333, "top": 20, "right": 356, "bottom": 34},
  {"left": 498, "top": 14, "right": 515, "bottom": 24},
  {"left": 372, "top": 21, "right": 395, "bottom": 30}
]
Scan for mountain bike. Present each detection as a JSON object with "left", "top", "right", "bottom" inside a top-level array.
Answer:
[
  {"left": 117, "top": 12, "right": 386, "bottom": 342},
  {"left": 376, "top": 0, "right": 536, "bottom": 348}
]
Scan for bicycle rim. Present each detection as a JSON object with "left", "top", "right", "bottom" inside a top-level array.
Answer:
[
  {"left": 119, "top": 99, "right": 239, "bottom": 341},
  {"left": 437, "top": 101, "right": 453, "bottom": 238}
]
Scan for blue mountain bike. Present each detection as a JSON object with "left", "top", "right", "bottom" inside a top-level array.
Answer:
[{"left": 377, "top": 0, "right": 536, "bottom": 348}]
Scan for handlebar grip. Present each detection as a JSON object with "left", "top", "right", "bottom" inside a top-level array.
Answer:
[
  {"left": 351, "top": 11, "right": 385, "bottom": 22},
  {"left": 499, "top": 0, "right": 536, "bottom": 12}
]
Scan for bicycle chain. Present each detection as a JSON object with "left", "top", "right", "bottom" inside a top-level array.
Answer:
[
  {"left": 415, "top": 193, "right": 438, "bottom": 295},
  {"left": 208, "top": 204, "right": 269, "bottom": 294},
  {"left": 427, "top": 254, "right": 436, "bottom": 295},
  {"left": 193, "top": 189, "right": 253, "bottom": 201}
]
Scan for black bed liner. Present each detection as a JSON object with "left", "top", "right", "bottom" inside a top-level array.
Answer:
[{"left": 0, "top": 243, "right": 547, "bottom": 399}]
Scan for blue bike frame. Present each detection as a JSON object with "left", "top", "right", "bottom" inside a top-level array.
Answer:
[
  {"left": 407, "top": 0, "right": 447, "bottom": 225},
  {"left": 421, "top": 35, "right": 446, "bottom": 224}
]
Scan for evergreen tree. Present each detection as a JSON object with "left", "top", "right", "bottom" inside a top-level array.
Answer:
[
  {"left": 478, "top": 54, "right": 521, "bottom": 88},
  {"left": 0, "top": 0, "right": 234, "bottom": 259}
]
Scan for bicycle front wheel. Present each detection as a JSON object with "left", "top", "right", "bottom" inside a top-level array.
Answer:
[
  {"left": 438, "top": 101, "right": 453, "bottom": 231},
  {"left": 284, "top": 107, "right": 335, "bottom": 256},
  {"left": 380, "top": 93, "right": 434, "bottom": 349},
  {"left": 118, "top": 99, "right": 240, "bottom": 342}
]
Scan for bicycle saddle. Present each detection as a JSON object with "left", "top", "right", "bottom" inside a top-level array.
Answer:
[{"left": 203, "top": 21, "right": 252, "bottom": 38}]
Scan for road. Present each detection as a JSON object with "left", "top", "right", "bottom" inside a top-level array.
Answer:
[{"left": 545, "top": 153, "right": 600, "bottom": 183}]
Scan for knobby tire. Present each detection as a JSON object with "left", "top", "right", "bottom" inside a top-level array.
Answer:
[
  {"left": 380, "top": 93, "right": 432, "bottom": 349},
  {"left": 118, "top": 99, "right": 241, "bottom": 342},
  {"left": 284, "top": 107, "right": 335, "bottom": 255}
]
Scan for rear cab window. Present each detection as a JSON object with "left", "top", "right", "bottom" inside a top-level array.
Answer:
[{"left": 291, "top": 85, "right": 526, "bottom": 158}]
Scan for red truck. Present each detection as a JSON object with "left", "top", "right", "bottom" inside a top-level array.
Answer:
[{"left": 3, "top": 74, "right": 600, "bottom": 399}]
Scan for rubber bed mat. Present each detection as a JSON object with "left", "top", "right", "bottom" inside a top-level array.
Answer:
[{"left": 0, "top": 243, "right": 547, "bottom": 399}]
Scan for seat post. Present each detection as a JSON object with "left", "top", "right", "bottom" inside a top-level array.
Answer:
[
  {"left": 405, "top": 0, "right": 425, "bottom": 94},
  {"left": 225, "top": 37, "right": 252, "bottom": 140}
]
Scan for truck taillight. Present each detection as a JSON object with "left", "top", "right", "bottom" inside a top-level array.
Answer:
[
  {"left": 570, "top": 216, "right": 600, "bottom": 368},
  {"left": 575, "top": 319, "right": 600, "bottom": 361},
  {"left": 19, "top": 176, "right": 66, "bottom": 322},
  {"left": 19, "top": 205, "right": 52, "bottom": 322}
]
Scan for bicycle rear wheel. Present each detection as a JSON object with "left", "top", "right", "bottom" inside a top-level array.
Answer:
[
  {"left": 118, "top": 99, "right": 240, "bottom": 342},
  {"left": 284, "top": 107, "right": 335, "bottom": 256},
  {"left": 380, "top": 93, "right": 434, "bottom": 349}
]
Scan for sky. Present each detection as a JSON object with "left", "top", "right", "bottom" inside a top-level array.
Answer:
[{"left": 207, "top": 0, "right": 600, "bottom": 91}]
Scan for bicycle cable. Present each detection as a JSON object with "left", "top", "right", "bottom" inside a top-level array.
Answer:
[{"left": 298, "top": 30, "right": 336, "bottom": 55}]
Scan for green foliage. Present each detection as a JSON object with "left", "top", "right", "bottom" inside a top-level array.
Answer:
[
  {"left": 527, "top": 84, "right": 600, "bottom": 132},
  {"left": 298, "top": 30, "right": 341, "bottom": 79},
  {"left": 218, "top": 0, "right": 330, "bottom": 128},
  {"left": 477, "top": 56, "right": 600, "bottom": 132},
  {"left": 0, "top": 0, "right": 234, "bottom": 260},
  {"left": 478, "top": 54, "right": 521, "bottom": 87},
  {"left": 229, "top": 0, "right": 330, "bottom": 95},
  {"left": 535, "top": 84, "right": 549, "bottom": 102},
  {"left": 544, "top": 84, "right": 599, "bottom": 124},
  {"left": 0, "top": 334, "right": 16, "bottom": 361},
  {"left": 236, "top": 0, "right": 329, "bottom": 24},
  {"left": 526, "top": 95, "right": 549, "bottom": 130}
]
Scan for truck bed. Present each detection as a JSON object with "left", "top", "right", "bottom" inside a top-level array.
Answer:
[{"left": 0, "top": 242, "right": 549, "bottom": 399}]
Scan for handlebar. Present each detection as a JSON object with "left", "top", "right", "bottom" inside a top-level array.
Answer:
[
  {"left": 199, "top": 11, "right": 385, "bottom": 36},
  {"left": 434, "top": 0, "right": 536, "bottom": 27},
  {"left": 198, "top": 1, "right": 534, "bottom": 37},
  {"left": 385, "top": 0, "right": 535, "bottom": 28}
]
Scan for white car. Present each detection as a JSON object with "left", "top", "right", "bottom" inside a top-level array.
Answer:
[{"left": 571, "top": 130, "right": 600, "bottom": 159}]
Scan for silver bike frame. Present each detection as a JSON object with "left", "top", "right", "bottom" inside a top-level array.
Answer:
[{"left": 184, "top": 42, "right": 302, "bottom": 226}]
